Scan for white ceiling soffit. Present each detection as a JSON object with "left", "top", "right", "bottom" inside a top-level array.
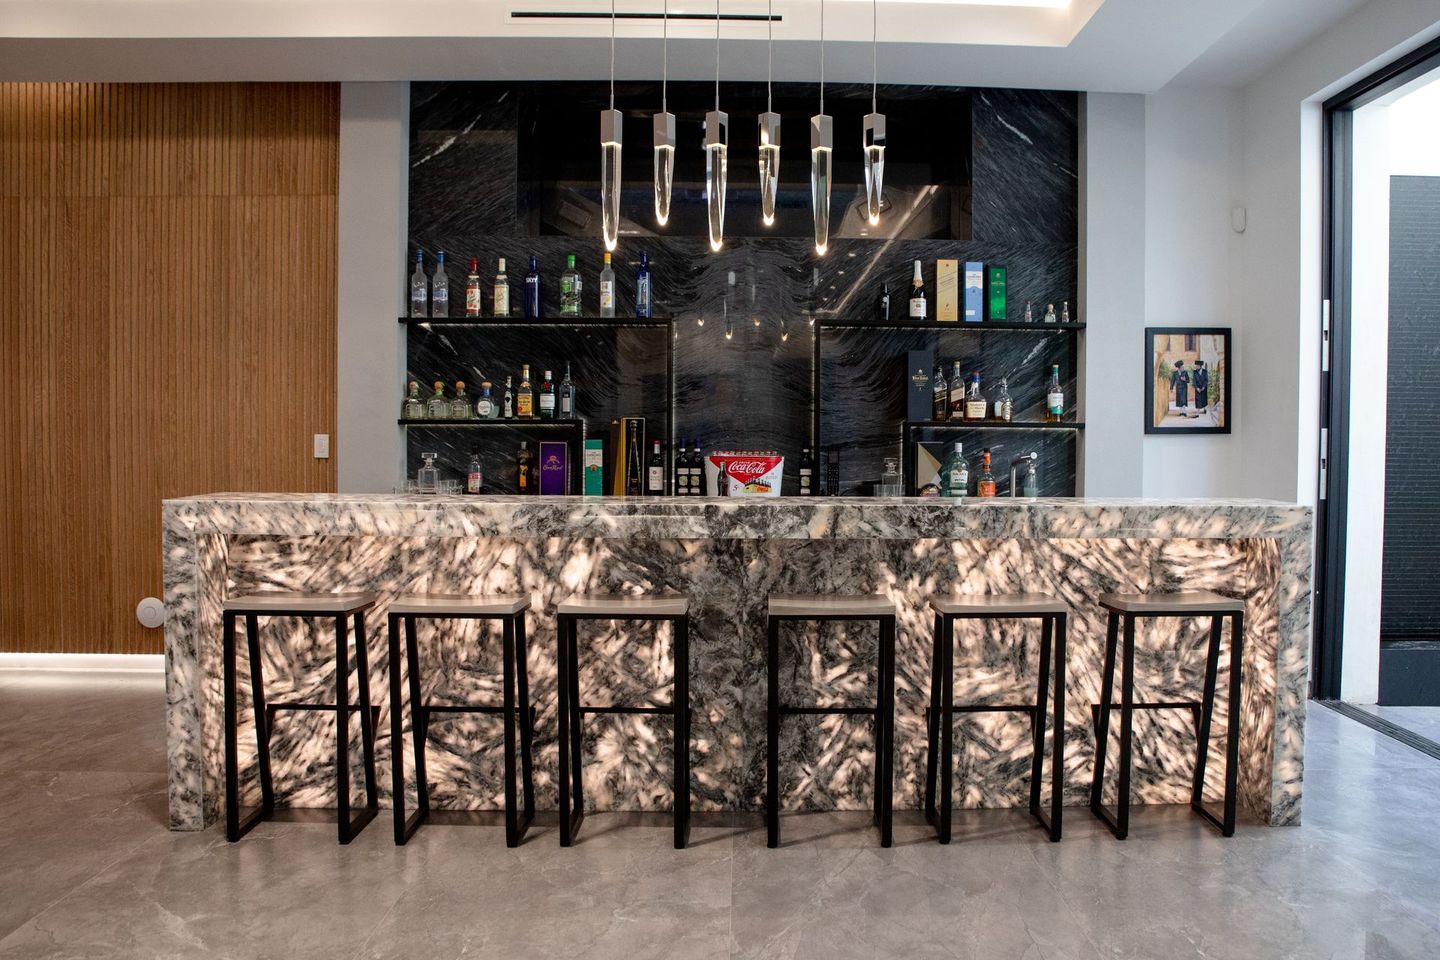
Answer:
[{"left": 0, "top": 0, "right": 1298, "bottom": 93}]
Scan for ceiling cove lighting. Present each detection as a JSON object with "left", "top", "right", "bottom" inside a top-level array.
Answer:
[
  {"left": 757, "top": 0, "right": 780, "bottom": 227},
  {"left": 811, "top": 0, "right": 834, "bottom": 256},
  {"left": 653, "top": 0, "right": 676, "bottom": 226},
  {"left": 704, "top": 0, "right": 729, "bottom": 252},
  {"left": 862, "top": 0, "right": 886, "bottom": 226},
  {"left": 600, "top": 0, "right": 622, "bottom": 251}
]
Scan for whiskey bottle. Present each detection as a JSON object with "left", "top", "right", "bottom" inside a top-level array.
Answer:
[
  {"left": 932, "top": 364, "right": 948, "bottom": 421},
  {"left": 409, "top": 250, "right": 427, "bottom": 318},
  {"left": 993, "top": 377, "right": 1013, "bottom": 422},
  {"left": 517, "top": 442, "right": 534, "bottom": 494},
  {"left": 449, "top": 381, "right": 473, "bottom": 420},
  {"left": 599, "top": 252, "right": 616, "bottom": 318},
  {"left": 799, "top": 446, "right": 815, "bottom": 496},
  {"left": 1046, "top": 364, "right": 1065, "bottom": 422},
  {"left": 560, "top": 254, "right": 582, "bottom": 316},
  {"left": 402, "top": 380, "right": 425, "bottom": 420},
  {"left": 465, "top": 257, "right": 481, "bottom": 317},
  {"left": 494, "top": 258, "right": 510, "bottom": 317},
  {"left": 976, "top": 449, "right": 997, "bottom": 497},
  {"left": 475, "top": 381, "right": 499, "bottom": 419},
  {"left": 908, "top": 260, "right": 927, "bottom": 320},
  {"left": 940, "top": 442, "right": 968, "bottom": 499},
  {"left": 430, "top": 251, "right": 449, "bottom": 318},
  {"left": 516, "top": 365, "right": 534, "bottom": 419},
  {"left": 501, "top": 376, "right": 515, "bottom": 418},
  {"left": 539, "top": 369, "right": 556, "bottom": 419},
  {"left": 963, "top": 373, "right": 987, "bottom": 422},
  {"left": 426, "top": 381, "right": 449, "bottom": 420},
  {"left": 466, "top": 446, "right": 483, "bottom": 495},
  {"left": 647, "top": 440, "right": 666, "bottom": 495},
  {"left": 948, "top": 360, "right": 966, "bottom": 418},
  {"left": 559, "top": 363, "right": 576, "bottom": 418}
]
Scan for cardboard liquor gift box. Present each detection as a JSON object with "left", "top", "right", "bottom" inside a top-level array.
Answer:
[{"left": 539, "top": 441, "right": 569, "bottom": 495}]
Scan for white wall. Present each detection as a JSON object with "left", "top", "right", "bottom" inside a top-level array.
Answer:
[{"left": 336, "top": 82, "right": 409, "bottom": 493}]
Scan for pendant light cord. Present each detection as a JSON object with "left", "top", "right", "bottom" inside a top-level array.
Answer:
[
  {"left": 609, "top": 0, "right": 616, "bottom": 109},
  {"left": 871, "top": 0, "right": 878, "bottom": 113},
  {"left": 715, "top": 0, "right": 721, "bottom": 111},
  {"left": 662, "top": 0, "right": 668, "bottom": 113},
  {"left": 819, "top": 0, "right": 825, "bottom": 114},
  {"left": 767, "top": 0, "right": 773, "bottom": 111}
]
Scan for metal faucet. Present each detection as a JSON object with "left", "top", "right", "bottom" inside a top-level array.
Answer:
[{"left": 1009, "top": 453, "right": 1038, "bottom": 497}]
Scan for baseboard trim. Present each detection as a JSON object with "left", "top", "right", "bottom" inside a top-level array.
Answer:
[
  {"left": 1316, "top": 699, "right": 1440, "bottom": 762},
  {"left": 0, "top": 653, "right": 164, "bottom": 673}
]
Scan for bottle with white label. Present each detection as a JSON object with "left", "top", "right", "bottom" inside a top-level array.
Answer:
[
  {"left": 908, "top": 260, "right": 927, "bottom": 319},
  {"left": 465, "top": 257, "right": 481, "bottom": 317},
  {"left": 1046, "top": 364, "right": 1065, "bottom": 422},
  {"left": 539, "top": 369, "right": 556, "bottom": 419},
  {"left": 690, "top": 440, "right": 704, "bottom": 495},
  {"left": 799, "top": 446, "right": 815, "bottom": 496},
  {"left": 466, "top": 446, "right": 483, "bottom": 495},
  {"left": 963, "top": 374, "right": 987, "bottom": 422},
  {"left": 993, "top": 377, "right": 1013, "bottom": 422},
  {"left": 599, "top": 252, "right": 616, "bottom": 317},
  {"left": 647, "top": 440, "right": 666, "bottom": 495},
  {"left": 430, "top": 251, "right": 448, "bottom": 318},
  {"left": 940, "top": 442, "right": 968, "bottom": 499},
  {"left": 493, "top": 258, "right": 510, "bottom": 317}
]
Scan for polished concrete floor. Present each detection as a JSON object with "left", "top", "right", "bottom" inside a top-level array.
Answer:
[
  {"left": 1353, "top": 703, "right": 1440, "bottom": 745},
  {"left": 2, "top": 667, "right": 1439, "bottom": 959}
]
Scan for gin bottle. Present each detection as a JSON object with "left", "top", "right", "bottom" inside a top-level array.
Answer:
[
  {"left": 559, "top": 363, "right": 576, "bottom": 418},
  {"left": 449, "top": 380, "right": 473, "bottom": 420},
  {"left": 560, "top": 255, "right": 582, "bottom": 316},
  {"left": 426, "top": 381, "right": 448, "bottom": 419},
  {"left": 409, "top": 250, "right": 427, "bottom": 318},
  {"left": 402, "top": 380, "right": 425, "bottom": 420},
  {"left": 940, "top": 442, "right": 968, "bottom": 499},
  {"left": 430, "top": 251, "right": 449, "bottom": 318},
  {"left": 599, "top": 252, "right": 616, "bottom": 317},
  {"left": 1046, "top": 365, "right": 1066, "bottom": 422},
  {"left": 539, "top": 369, "right": 556, "bottom": 419}
]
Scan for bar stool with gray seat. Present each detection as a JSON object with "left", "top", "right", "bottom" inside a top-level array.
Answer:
[
  {"left": 1090, "top": 590, "right": 1245, "bottom": 839},
  {"left": 387, "top": 594, "right": 535, "bottom": 848},
  {"left": 924, "top": 593, "right": 1067, "bottom": 844},
  {"left": 766, "top": 594, "right": 896, "bottom": 848},
  {"left": 555, "top": 594, "right": 691, "bottom": 849},
  {"left": 223, "top": 591, "right": 381, "bottom": 844}
]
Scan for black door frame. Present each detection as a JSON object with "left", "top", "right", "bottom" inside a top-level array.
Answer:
[{"left": 1314, "top": 35, "right": 1440, "bottom": 699}]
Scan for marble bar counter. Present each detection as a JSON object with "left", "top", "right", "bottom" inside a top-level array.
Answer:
[{"left": 163, "top": 494, "right": 1312, "bottom": 832}]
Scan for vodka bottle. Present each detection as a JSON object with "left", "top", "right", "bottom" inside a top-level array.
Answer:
[
  {"left": 409, "top": 250, "right": 427, "bottom": 318},
  {"left": 430, "top": 251, "right": 448, "bottom": 318}
]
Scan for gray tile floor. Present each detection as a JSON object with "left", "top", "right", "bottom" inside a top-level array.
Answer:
[
  {"left": 1353, "top": 703, "right": 1440, "bottom": 745},
  {"left": 2, "top": 667, "right": 1439, "bottom": 959}
]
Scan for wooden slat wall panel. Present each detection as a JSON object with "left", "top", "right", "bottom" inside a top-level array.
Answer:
[{"left": 0, "top": 83, "right": 339, "bottom": 654}]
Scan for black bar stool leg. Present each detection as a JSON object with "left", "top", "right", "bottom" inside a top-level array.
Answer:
[
  {"left": 766, "top": 615, "right": 781, "bottom": 848},
  {"left": 335, "top": 615, "right": 354, "bottom": 844},
  {"left": 1090, "top": 611, "right": 1120, "bottom": 817},
  {"left": 1222, "top": 612, "right": 1245, "bottom": 837},
  {"left": 1115, "top": 614, "right": 1137, "bottom": 840},
  {"left": 502, "top": 614, "right": 521, "bottom": 848},
  {"left": 388, "top": 613, "right": 407, "bottom": 845},
  {"left": 557, "top": 614, "right": 574, "bottom": 847},
  {"left": 924, "top": 613, "right": 943, "bottom": 827},
  {"left": 514, "top": 611, "right": 537, "bottom": 820},
  {"left": 404, "top": 616, "right": 429, "bottom": 821},
  {"left": 245, "top": 614, "right": 276, "bottom": 815},
  {"left": 567, "top": 617, "right": 584, "bottom": 829},
  {"left": 354, "top": 612, "right": 379, "bottom": 813},
  {"left": 1030, "top": 615, "right": 1052, "bottom": 819},
  {"left": 224, "top": 612, "right": 241, "bottom": 842},
  {"left": 673, "top": 615, "right": 691, "bottom": 850},
  {"left": 878, "top": 615, "right": 895, "bottom": 849},
  {"left": 938, "top": 614, "right": 955, "bottom": 845},
  {"left": 1192, "top": 615, "right": 1224, "bottom": 814},
  {"left": 1050, "top": 613, "right": 1067, "bottom": 841}
]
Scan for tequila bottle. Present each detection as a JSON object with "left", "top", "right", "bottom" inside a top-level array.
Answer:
[
  {"left": 539, "top": 369, "right": 556, "bottom": 419},
  {"left": 559, "top": 255, "right": 582, "bottom": 316},
  {"left": 449, "top": 381, "right": 473, "bottom": 420},
  {"left": 1042, "top": 302, "right": 1058, "bottom": 324},
  {"left": 516, "top": 365, "right": 534, "bottom": 419},
  {"left": 963, "top": 374, "right": 987, "bottom": 423},
  {"left": 976, "top": 449, "right": 997, "bottom": 498},
  {"left": 426, "top": 381, "right": 448, "bottom": 419},
  {"left": 465, "top": 257, "right": 481, "bottom": 317},
  {"left": 409, "top": 250, "right": 427, "bottom": 318},
  {"left": 932, "top": 364, "right": 949, "bottom": 421},
  {"left": 430, "top": 251, "right": 448, "bottom": 318},
  {"left": 517, "top": 442, "right": 534, "bottom": 494},
  {"left": 599, "top": 252, "right": 616, "bottom": 318},
  {"left": 401, "top": 380, "right": 425, "bottom": 420},
  {"left": 559, "top": 363, "right": 576, "bottom": 418},
  {"left": 417, "top": 452, "right": 440, "bottom": 494},
  {"left": 475, "top": 381, "right": 499, "bottom": 419},
  {"left": 940, "top": 442, "right": 968, "bottom": 498},
  {"left": 993, "top": 377, "right": 1013, "bottom": 422},
  {"left": 494, "top": 258, "right": 510, "bottom": 317},
  {"left": 1046, "top": 365, "right": 1066, "bottom": 422},
  {"left": 502, "top": 375, "right": 515, "bottom": 418}
]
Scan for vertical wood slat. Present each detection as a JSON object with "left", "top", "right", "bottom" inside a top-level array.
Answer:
[{"left": 0, "top": 83, "right": 339, "bottom": 655}]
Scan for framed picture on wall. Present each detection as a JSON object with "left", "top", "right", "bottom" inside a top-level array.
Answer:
[{"left": 1144, "top": 327, "right": 1232, "bottom": 434}]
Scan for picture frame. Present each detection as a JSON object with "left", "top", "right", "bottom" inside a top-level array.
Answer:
[{"left": 1144, "top": 327, "right": 1232, "bottom": 435}]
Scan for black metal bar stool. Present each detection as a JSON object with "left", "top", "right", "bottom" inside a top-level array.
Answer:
[
  {"left": 1090, "top": 590, "right": 1245, "bottom": 839},
  {"left": 387, "top": 595, "right": 535, "bottom": 847},
  {"left": 222, "top": 591, "right": 380, "bottom": 844},
  {"left": 555, "top": 594, "right": 691, "bottom": 849},
  {"left": 924, "top": 594, "right": 1067, "bottom": 844},
  {"left": 766, "top": 594, "right": 896, "bottom": 849}
]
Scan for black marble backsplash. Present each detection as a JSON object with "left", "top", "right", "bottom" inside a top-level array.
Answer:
[{"left": 406, "top": 81, "right": 1079, "bottom": 495}]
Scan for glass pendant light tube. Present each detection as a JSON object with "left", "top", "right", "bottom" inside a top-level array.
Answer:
[
  {"left": 863, "top": 0, "right": 886, "bottom": 226},
  {"left": 704, "top": 1, "right": 729, "bottom": 252},
  {"left": 811, "top": 0, "right": 833, "bottom": 256},
  {"left": 600, "top": 0, "right": 622, "bottom": 251},
  {"left": 757, "top": 0, "right": 780, "bottom": 227},
  {"left": 653, "top": 0, "right": 676, "bottom": 226}
]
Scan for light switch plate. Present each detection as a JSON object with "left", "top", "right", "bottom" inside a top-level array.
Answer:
[{"left": 313, "top": 434, "right": 330, "bottom": 459}]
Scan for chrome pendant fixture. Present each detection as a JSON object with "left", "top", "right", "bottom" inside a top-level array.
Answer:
[
  {"left": 653, "top": 0, "right": 676, "bottom": 226},
  {"left": 810, "top": 0, "right": 833, "bottom": 256},
  {"left": 600, "top": 0, "right": 622, "bottom": 251},
  {"left": 704, "top": 0, "right": 729, "bottom": 252},
  {"left": 757, "top": 0, "right": 781, "bottom": 226},
  {"left": 863, "top": 0, "right": 886, "bottom": 226}
]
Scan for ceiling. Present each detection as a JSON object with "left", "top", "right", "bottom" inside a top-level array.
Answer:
[{"left": 0, "top": 0, "right": 1380, "bottom": 93}]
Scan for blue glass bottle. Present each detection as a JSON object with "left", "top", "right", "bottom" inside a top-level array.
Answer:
[
  {"left": 523, "top": 256, "right": 541, "bottom": 319},
  {"left": 635, "top": 252, "right": 653, "bottom": 319}
]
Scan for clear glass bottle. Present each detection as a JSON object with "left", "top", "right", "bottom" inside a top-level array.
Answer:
[
  {"left": 417, "top": 452, "right": 440, "bottom": 493},
  {"left": 475, "top": 381, "right": 498, "bottom": 419},
  {"left": 1042, "top": 302, "right": 1058, "bottom": 324},
  {"left": 502, "top": 375, "right": 515, "bottom": 418},
  {"left": 1046, "top": 364, "right": 1066, "bottom": 422},
  {"left": 409, "top": 250, "right": 427, "bottom": 318},
  {"left": 1022, "top": 460, "right": 1039, "bottom": 498},
  {"left": 963, "top": 374, "right": 987, "bottom": 422},
  {"left": 993, "top": 377, "right": 1013, "bottom": 422},
  {"left": 516, "top": 364, "right": 534, "bottom": 419},
  {"left": 465, "top": 446, "right": 483, "bottom": 495},
  {"left": 1023, "top": 299, "right": 1034, "bottom": 323},
  {"left": 426, "top": 381, "right": 448, "bottom": 419},
  {"left": 976, "top": 449, "right": 997, "bottom": 497},
  {"left": 635, "top": 252, "right": 653, "bottom": 319},
  {"left": 559, "top": 363, "right": 576, "bottom": 418},
  {"left": 430, "top": 251, "right": 448, "bottom": 318},
  {"left": 494, "top": 258, "right": 510, "bottom": 318},
  {"left": 940, "top": 442, "right": 968, "bottom": 499},
  {"left": 932, "top": 364, "right": 949, "bottom": 422},
  {"left": 465, "top": 257, "right": 481, "bottom": 317},
  {"left": 523, "top": 256, "right": 541, "bottom": 319},
  {"left": 539, "top": 369, "right": 556, "bottom": 419},
  {"left": 559, "top": 254, "right": 582, "bottom": 316},
  {"left": 449, "top": 381, "right": 472, "bottom": 420},
  {"left": 599, "top": 252, "right": 616, "bottom": 318},
  {"left": 402, "top": 380, "right": 425, "bottom": 420},
  {"left": 1061, "top": 301, "right": 1071, "bottom": 323}
]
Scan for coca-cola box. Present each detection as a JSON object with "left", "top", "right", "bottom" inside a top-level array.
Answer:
[{"left": 704, "top": 451, "right": 785, "bottom": 496}]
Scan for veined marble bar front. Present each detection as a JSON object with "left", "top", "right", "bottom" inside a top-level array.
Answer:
[{"left": 162, "top": 494, "right": 1311, "bottom": 832}]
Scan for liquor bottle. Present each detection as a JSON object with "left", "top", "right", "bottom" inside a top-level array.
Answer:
[
  {"left": 908, "top": 261, "right": 927, "bottom": 320},
  {"left": 647, "top": 440, "right": 666, "bottom": 495},
  {"left": 877, "top": 283, "right": 891, "bottom": 322},
  {"left": 690, "top": 440, "right": 704, "bottom": 495},
  {"left": 1061, "top": 301, "right": 1071, "bottom": 323},
  {"left": 963, "top": 373, "right": 987, "bottom": 423},
  {"left": 501, "top": 376, "right": 515, "bottom": 418},
  {"left": 430, "top": 251, "right": 449, "bottom": 318},
  {"left": 494, "top": 258, "right": 510, "bottom": 317},
  {"left": 635, "top": 252, "right": 653, "bottom": 319},
  {"left": 465, "top": 257, "right": 481, "bottom": 317},
  {"left": 940, "top": 442, "right": 968, "bottom": 499},
  {"left": 402, "top": 380, "right": 425, "bottom": 419},
  {"left": 449, "top": 381, "right": 473, "bottom": 420},
  {"left": 517, "top": 364, "right": 534, "bottom": 419},
  {"left": 1043, "top": 302, "right": 1058, "bottom": 324},
  {"left": 409, "top": 250, "right": 427, "bottom": 318},
  {"left": 993, "top": 377, "right": 1013, "bottom": 422},
  {"left": 932, "top": 364, "right": 948, "bottom": 422},
  {"left": 825, "top": 448, "right": 840, "bottom": 496},
  {"left": 539, "top": 369, "right": 556, "bottom": 419},
  {"left": 559, "top": 363, "right": 576, "bottom": 418},
  {"left": 1046, "top": 364, "right": 1065, "bottom": 422},
  {"left": 599, "top": 252, "right": 616, "bottom": 318},
  {"left": 426, "top": 381, "right": 449, "bottom": 419},
  {"left": 799, "top": 446, "right": 815, "bottom": 496},
  {"left": 517, "top": 442, "right": 534, "bottom": 494},
  {"left": 976, "top": 449, "right": 997, "bottom": 497},
  {"left": 475, "top": 381, "right": 499, "bottom": 419},
  {"left": 1023, "top": 300, "right": 1034, "bottom": 323},
  {"left": 466, "top": 446, "right": 483, "bottom": 495},
  {"left": 626, "top": 420, "right": 643, "bottom": 496},
  {"left": 523, "top": 256, "right": 541, "bottom": 319},
  {"left": 417, "top": 452, "right": 440, "bottom": 493},
  {"left": 560, "top": 254, "right": 582, "bottom": 316},
  {"left": 673, "top": 437, "right": 689, "bottom": 495},
  {"left": 948, "top": 360, "right": 966, "bottom": 419}
]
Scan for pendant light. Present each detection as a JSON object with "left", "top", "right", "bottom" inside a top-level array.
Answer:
[
  {"left": 600, "top": 0, "right": 622, "bottom": 251},
  {"left": 704, "top": 0, "right": 729, "bottom": 252},
  {"left": 653, "top": 0, "right": 676, "bottom": 226},
  {"left": 757, "top": 0, "right": 781, "bottom": 227},
  {"left": 863, "top": 0, "right": 886, "bottom": 226},
  {"left": 811, "top": 0, "right": 833, "bottom": 256}
]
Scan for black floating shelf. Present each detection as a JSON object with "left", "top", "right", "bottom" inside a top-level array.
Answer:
[
  {"left": 905, "top": 419, "right": 1086, "bottom": 431},
  {"left": 399, "top": 316, "right": 671, "bottom": 328},
  {"left": 398, "top": 418, "right": 584, "bottom": 427},
  {"left": 819, "top": 319, "right": 1085, "bottom": 331}
]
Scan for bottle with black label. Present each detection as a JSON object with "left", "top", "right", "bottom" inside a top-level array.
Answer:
[
  {"left": 799, "top": 446, "right": 815, "bottom": 496},
  {"left": 517, "top": 442, "right": 534, "bottom": 494},
  {"left": 626, "top": 420, "right": 643, "bottom": 496},
  {"left": 647, "top": 440, "right": 666, "bottom": 495},
  {"left": 690, "top": 440, "right": 704, "bottom": 495},
  {"left": 932, "top": 365, "right": 948, "bottom": 421},
  {"left": 908, "top": 260, "right": 927, "bottom": 320},
  {"left": 674, "top": 437, "right": 689, "bottom": 495},
  {"left": 877, "top": 283, "right": 891, "bottom": 322},
  {"left": 466, "top": 446, "right": 483, "bottom": 495},
  {"left": 825, "top": 449, "right": 841, "bottom": 496},
  {"left": 501, "top": 376, "right": 514, "bottom": 418}
]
